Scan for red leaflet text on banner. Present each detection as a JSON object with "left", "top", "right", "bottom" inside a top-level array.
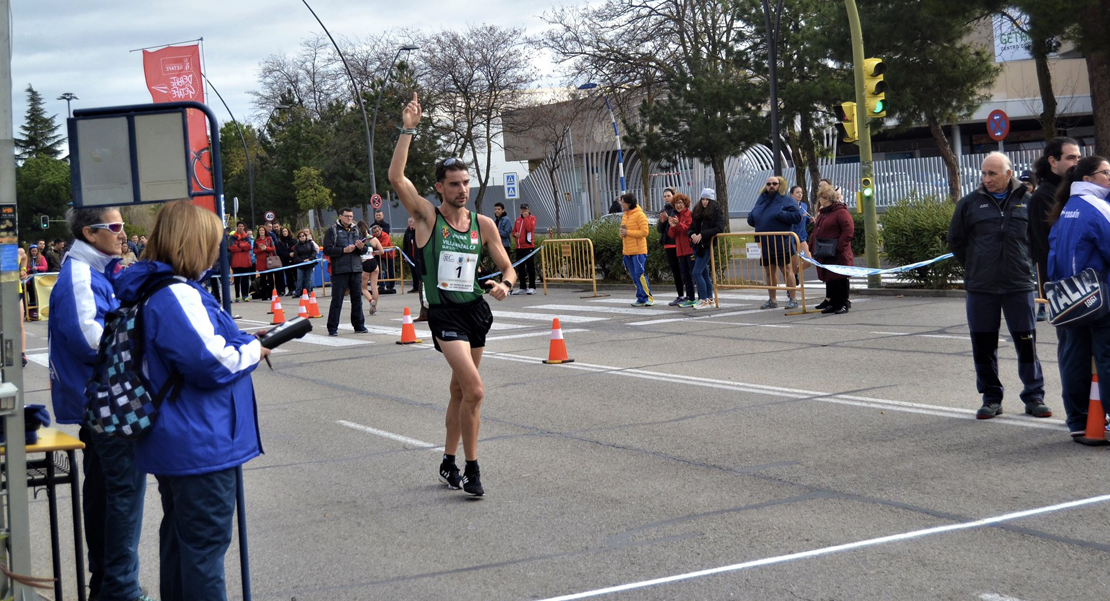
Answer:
[{"left": 142, "top": 44, "right": 215, "bottom": 212}]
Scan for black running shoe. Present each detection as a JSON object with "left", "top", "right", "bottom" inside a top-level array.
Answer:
[
  {"left": 439, "top": 462, "right": 462, "bottom": 490},
  {"left": 461, "top": 466, "right": 484, "bottom": 496}
]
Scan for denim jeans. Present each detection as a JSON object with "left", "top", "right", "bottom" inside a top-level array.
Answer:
[
  {"left": 293, "top": 265, "right": 314, "bottom": 296},
  {"left": 622, "top": 254, "right": 652, "bottom": 303},
  {"left": 693, "top": 251, "right": 714, "bottom": 300},
  {"left": 80, "top": 427, "right": 146, "bottom": 601},
  {"left": 156, "top": 468, "right": 237, "bottom": 601}
]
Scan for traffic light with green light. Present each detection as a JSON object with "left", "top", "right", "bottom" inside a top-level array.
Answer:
[
  {"left": 40, "top": 215, "right": 49, "bottom": 229},
  {"left": 861, "top": 177, "right": 875, "bottom": 201},
  {"left": 834, "top": 102, "right": 858, "bottom": 144},
  {"left": 863, "top": 58, "right": 886, "bottom": 118}
]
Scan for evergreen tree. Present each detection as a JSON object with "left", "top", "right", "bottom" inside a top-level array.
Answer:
[{"left": 16, "top": 85, "right": 65, "bottom": 160}]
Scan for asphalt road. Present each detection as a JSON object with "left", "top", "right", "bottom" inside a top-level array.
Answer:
[{"left": 18, "top": 282, "right": 1110, "bottom": 601}]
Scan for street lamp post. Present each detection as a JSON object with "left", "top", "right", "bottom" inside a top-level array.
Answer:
[
  {"left": 762, "top": 0, "right": 786, "bottom": 176},
  {"left": 369, "top": 44, "right": 419, "bottom": 198},
  {"left": 300, "top": 0, "right": 376, "bottom": 219},
  {"left": 578, "top": 83, "right": 626, "bottom": 195},
  {"left": 251, "top": 104, "right": 291, "bottom": 230},
  {"left": 57, "top": 92, "right": 78, "bottom": 117}
]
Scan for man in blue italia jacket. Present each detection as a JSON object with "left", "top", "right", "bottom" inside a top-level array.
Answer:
[{"left": 49, "top": 207, "right": 155, "bottom": 601}]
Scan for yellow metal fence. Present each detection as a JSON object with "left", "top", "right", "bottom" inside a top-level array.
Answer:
[{"left": 711, "top": 232, "right": 810, "bottom": 313}]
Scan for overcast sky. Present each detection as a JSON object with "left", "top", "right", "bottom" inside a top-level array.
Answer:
[{"left": 11, "top": 0, "right": 574, "bottom": 180}]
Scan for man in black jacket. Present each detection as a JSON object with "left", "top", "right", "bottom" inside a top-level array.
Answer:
[
  {"left": 948, "top": 152, "right": 1049, "bottom": 420},
  {"left": 323, "top": 208, "right": 368, "bottom": 336},
  {"left": 1027, "top": 137, "right": 1081, "bottom": 321}
]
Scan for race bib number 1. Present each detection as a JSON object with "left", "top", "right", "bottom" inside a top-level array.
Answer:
[{"left": 438, "top": 251, "right": 479, "bottom": 291}]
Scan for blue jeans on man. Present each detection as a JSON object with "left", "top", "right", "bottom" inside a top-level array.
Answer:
[
  {"left": 80, "top": 427, "right": 146, "bottom": 601},
  {"left": 623, "top": 254, "right": 652, "bottom": 303},
  {"left": 156, "top": 468, "right": 237, "bottom": 601}
]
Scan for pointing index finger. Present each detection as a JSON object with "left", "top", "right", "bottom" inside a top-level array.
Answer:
[{"left": 412, "top": 91, "right": 419, "bottom": 104}]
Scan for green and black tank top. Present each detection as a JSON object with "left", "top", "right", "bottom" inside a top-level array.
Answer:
[{"left": 420, "top": 209, "right": 484, "bottom": 306}]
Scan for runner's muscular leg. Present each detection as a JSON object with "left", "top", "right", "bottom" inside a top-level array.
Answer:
[{"left": 440, "top": 340, "right": 485, "bottom": 461}]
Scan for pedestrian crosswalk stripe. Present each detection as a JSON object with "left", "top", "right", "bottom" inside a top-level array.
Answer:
[
  {"left": 490, "top": 310, "right": 605, "bottom": 323},
  {"left": 527, "top": 304, "right": 678, "bottom": 316}
]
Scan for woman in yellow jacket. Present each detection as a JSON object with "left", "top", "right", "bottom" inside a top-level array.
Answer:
[{"left": 619, "top": 192, "right": 654, "bottom": 306}]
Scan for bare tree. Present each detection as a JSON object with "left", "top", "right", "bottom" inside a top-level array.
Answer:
[
  {"left": 252, "top": 35, "right": 347, "bottom": 120},
  {"left": 421, "top": 25, "right": 536, "bottom": 213},
  {"left": 542, "top": 3, "right": 672, "bottom": 201},
  {"left": 504, "top": 90, "right": 592, "bottom": 233}
]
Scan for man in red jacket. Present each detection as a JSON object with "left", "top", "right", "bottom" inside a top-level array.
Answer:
[{"left": 511, "top": 204, "right": 537, "bottom": 294}]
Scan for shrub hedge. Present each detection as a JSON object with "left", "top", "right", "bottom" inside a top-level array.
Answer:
[{"left": 879, "top": 194, "right": 962, "bottom": 288}]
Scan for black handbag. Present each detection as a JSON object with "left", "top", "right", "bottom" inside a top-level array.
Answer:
[
  {"left": 812, "top": 237, "right": 837, "bottom": 263},
  {"left": 1045, "top": 268, "right": 1108, "bottom": 328}
]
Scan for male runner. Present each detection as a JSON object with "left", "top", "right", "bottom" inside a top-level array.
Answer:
[{"left": 388, "top": 92, "right": 516, "bottom": 496}]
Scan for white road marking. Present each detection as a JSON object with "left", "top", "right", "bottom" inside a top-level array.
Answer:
[
  {"left": 628, "top": 308, "right": 773, "bottom": 326},
  {"left": 336, "top": 420, "right": 443, "bottom": 451},
  {"left": 26, "top": 353, "right": 48, "bottom": 368},
  {"left": 587, "top": 298, "right": 749, "bottom": 309},
  {"left": 482, "top": 353, "right": 1067, "bottom": 431},
  {"left": 528, "top": 304, "right": 674, "bottom": 316},
  {"left": 487, "top": 329, "right": 588, "bottom": 342},
  {"left": 291, "top": 333, "right": 372, "bottom": 347},
  {"left": 386, "top": 316, "right": 525, "bottom": 330},
  {"left": 535, "top": 494, "right": 1110, "bottom": 601},
  {"left": 979, "top": 594, "right": 1027, "bottom": 601},
  {"left": 345, "top": 324, "right": 432, "bottom": 339},
  {"left": 489, "top": 310, "right": 605, "bottom": 324}
]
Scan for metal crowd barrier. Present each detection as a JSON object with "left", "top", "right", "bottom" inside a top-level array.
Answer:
[
  {"left": 711, "top": 232, "right": 810, "bottom": 314},
  {"left": 540, "top": 238, "right": 599, "bottom": 297}
]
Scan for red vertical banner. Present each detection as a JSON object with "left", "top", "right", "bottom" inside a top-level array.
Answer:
[{"left": 142, "top": 44, "right": 215, "bottom": 212}]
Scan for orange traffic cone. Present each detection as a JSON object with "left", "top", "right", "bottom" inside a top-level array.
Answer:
[
  {"left": 308, "top": 290, "right": 323, "bottom": 318},
  {"left": 1075, "top": 373, "right": 1110, "bottom": 446},
  {"left": 542, "top": 318, "right": 574, "bottom": 364},
  {"left": 267, "top": 288, "right": 278, "bottom": 314},
  {"left": 297, "top": 295, "right": 309, "bottom": 319},
  {"left": 396, "top": 306, "right": 423, "bottom": 345},
  {"left": 270, "top": 297, "right": 286, "bottom": 325}
]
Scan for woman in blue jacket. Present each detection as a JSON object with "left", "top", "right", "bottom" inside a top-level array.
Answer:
[
  {"left": 114, "top": 201, "right": 271, "bottom": 600},
  {"left": 1046, "top": 155, "right": 1110, "bottom": 438}
]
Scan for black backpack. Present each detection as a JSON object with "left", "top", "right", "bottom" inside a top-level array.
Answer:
[{"left": 85, "top": 277, "right": 185, "bottom": 440}]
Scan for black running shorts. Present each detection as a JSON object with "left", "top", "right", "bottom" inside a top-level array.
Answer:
[{"left": 428, "top": 298, "right": 494, "bottom": 352}]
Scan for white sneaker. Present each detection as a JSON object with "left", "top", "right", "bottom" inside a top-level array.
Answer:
[
  {"left": 525, "top": 288, "right": 535, "bottom": 294},
  {"left": 510, "top": 289, "right": 526, "bottom": 295}
]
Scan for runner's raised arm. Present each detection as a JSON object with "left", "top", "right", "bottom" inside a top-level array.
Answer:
[{"left": 389, "top": 92, "right": 436, "bottom": 229}]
